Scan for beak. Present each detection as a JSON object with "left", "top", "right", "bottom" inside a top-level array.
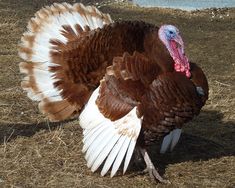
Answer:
[
  {"left": 173, "top": 35, "right": 185, "bottom": 54},
  {"left": 173, "top": 35, "right": 184, "bottom": 47}
]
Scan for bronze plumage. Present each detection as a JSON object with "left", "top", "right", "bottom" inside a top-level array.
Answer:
[{"left": 19, "top": 3, "right": 209, "bottom": 183}]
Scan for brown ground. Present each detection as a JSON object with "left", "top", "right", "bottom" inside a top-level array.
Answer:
[{"left": 0, "top": 0, "right": 235, "bottom": 187}]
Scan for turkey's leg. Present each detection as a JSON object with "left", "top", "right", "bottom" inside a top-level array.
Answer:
[{"left": 139, "top": 148, "right": 170, "bottom": 184}]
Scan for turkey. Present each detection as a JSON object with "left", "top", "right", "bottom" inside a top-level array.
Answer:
[{"left": 18, "top": 3, "right": 209, "bottom": 183}]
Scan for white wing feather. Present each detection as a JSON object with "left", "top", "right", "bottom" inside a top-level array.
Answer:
[
  {"left": 170, "top": 129, "right": 182, "bottom": 151},
  {"left": 123, "top": 139, "right": 136, "bottom": 174},
  {"left": 91, "top": 134, "right": 120, "bottom": 172},
  {"left": 79, "top": 87, "right": 142, "bottom": 177},
  {"left": 160, "top": 128, "right": 182, "bottom": 154}
]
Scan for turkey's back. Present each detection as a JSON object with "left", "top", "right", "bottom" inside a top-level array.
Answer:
[{"left": 58, "top": 21, "right": 154, "bottom": 91}]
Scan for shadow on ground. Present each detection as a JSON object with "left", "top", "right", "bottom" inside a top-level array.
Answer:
[
  {"left": 0, "top": 119, "right": 76, "bottom": 144},
  {"left": 129, "top": 109, "right": 235, "bottom": 177},
  {"left": 0, "top": 109, "right": 234, "bottom": 177}
]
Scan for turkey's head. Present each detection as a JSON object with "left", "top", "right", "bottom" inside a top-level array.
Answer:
[{"left": 158, "top": 25, "right": 191, "bottom": 78}]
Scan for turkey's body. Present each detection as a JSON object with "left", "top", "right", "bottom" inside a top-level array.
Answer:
[{"left": 19, "top": 2, "right": 208, "bottom": 183}]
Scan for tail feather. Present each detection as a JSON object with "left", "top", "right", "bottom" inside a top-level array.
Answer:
[
  {"left": 19, "top": 3, "right": 112, "bottom": 121},
  {"left": 19, "top": 62, "right": 62, "bottom": 102},
  {"left": 39, "top": 100, "right": 76, "bottom": 121}
]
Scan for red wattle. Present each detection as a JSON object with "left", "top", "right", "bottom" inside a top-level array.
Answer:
[{"left": 170, "top": 40, "right": 191, "bottom": 78}]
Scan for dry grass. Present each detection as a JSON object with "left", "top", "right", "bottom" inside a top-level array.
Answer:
[{"left": 0, "top": 0, "right": 234, "bottom": 187}]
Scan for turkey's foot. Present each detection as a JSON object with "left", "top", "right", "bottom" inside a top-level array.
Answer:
[{"left": 139, "top": 148, "right": 170, "bottom": 184}]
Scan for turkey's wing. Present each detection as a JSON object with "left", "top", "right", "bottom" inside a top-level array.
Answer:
[
  {"left": 96, "top": 51, "right": 161, "bottom": 121},
  {"left": 141, "top": 72, "right": 202, "bottom": 142}
]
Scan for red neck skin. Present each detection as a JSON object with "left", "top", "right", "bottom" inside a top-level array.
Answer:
[{"left": 170, "top": 40, "right": 191, "bottom": 78}]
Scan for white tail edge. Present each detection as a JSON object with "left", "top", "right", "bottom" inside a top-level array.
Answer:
[
  {"left": 19, "top": 2, "right": 112, "bottom": 63},
  {"left": 79, "top": 88, "right": 142, "bottom": 177}
]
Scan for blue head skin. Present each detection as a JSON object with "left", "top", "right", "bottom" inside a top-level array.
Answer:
[
  {"left": 158, "top": 25, "right": 191, "bottom": 77},
  {"left": 165, "top": 25, "right": 179, "bottom": 40}
]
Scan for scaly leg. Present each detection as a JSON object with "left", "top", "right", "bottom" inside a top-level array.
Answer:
[{"left": 139, "top": 148, "right": 170, "bottom": 184}]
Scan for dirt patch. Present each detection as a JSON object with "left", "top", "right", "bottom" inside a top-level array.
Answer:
[{"left": 0, "top": 0, "right": 234, "bottom": 187}]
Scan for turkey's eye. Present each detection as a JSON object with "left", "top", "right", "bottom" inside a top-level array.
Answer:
[{"left": 169, "top": 31, "right": 173, "bottom": 34}]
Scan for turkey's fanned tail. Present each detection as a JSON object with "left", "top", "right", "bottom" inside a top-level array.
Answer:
[
  {"left": 79, "top": 88, "right": 142, "bottom": 177},
  {"left": 18, "top": 3, "right": 112, "bottom": 121}
]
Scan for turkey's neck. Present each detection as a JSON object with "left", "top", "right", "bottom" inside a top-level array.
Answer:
[
  {"left": 119, "top": 21, "right": 152, "bottom": 52},
  {"left": 143, "top": 29, "right": 175, "bottom": 73},
  {"left": 103, "top": 21, "right": 175, "bottom": 72},
  {"left": 106, "top": 21, "right": 154, "bottom": 55}
]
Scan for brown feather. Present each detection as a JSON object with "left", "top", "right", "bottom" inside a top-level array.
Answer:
[
  {"left": 139, "top": 72, "right": 203, "bottom": 144},
  {"left": 96, "top": 80, "right": 134, "bottom": 121},
  {"left": 19, "top": 62, "right": 39, "bottom": 95},
  {"left": 48, "top": 21, "right": 157, "bottom": 119},
  {"left": 19, "top": 3, "right": 208, "bottom": 132},
  {"left": 39, "top": 100, "right": 77, "bottom": 122},
  {"left": 96, "top": 51, "right": 161, "bottom": 120},
  {"left": 19, "top": 3, "right": 113, "bottom": 121},
  {"left": 190, "top": 62, "right": 209, "bottom": 104}
]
